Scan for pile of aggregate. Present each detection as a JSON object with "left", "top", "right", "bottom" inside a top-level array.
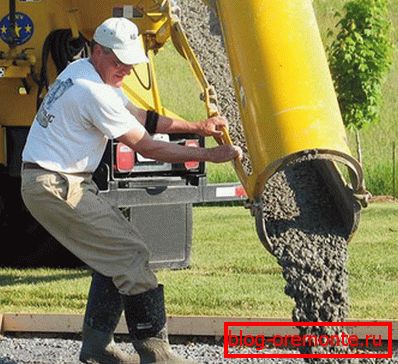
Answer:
[{"left": 176, "top": 1, "right": 391, "bottom": 363}]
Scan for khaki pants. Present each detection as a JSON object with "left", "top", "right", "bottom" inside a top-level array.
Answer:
[{"left": 21, "top": 168, "right": 158, "bottom": 295}]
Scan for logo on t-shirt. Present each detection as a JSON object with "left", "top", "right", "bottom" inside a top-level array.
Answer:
[{"left": 37, "top": 78, "right": 73, "bottom": 128}]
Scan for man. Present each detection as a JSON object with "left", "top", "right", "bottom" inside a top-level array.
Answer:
[{"left": 21, "top": 17, "right": 241, "bottom": 364}]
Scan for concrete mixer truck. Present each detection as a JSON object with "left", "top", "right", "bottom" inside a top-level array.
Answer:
[{"left": 0, "top": 0, "right": 368, "bottom": 267}]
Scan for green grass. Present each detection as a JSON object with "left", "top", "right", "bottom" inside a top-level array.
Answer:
[
  {"left": 154, "top": 43, "right": 207, "bottom": 122},
  {"left": 0, "top": 269, "right": 90, "bottom": 313},
  {"left": 153, "top": 1, "right": 398, "bottom": 196},
  {"left": 298, "top": 0, "right": 398, "bottom": 197},
  {"left": 1, "top": 202, "right": 397, "bottom": 319},
  {"left": 347, "top": 202, "right": 398, "bottom": 319}
]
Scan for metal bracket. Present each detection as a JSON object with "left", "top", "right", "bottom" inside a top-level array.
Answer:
[{"left": 252, "top": 199, "right": 274, "bottom": 254}]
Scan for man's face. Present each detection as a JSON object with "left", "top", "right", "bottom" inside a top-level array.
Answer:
[{"left": 95, "top": 46, "right": 133, "bottom": 87}]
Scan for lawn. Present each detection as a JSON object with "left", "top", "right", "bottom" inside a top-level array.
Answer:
[{"left": 1, "top": 201, "right": 397, "bottom": 320}]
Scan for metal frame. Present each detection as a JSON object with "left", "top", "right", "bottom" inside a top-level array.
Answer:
[{"left": 100, "top": 179, "right": 247, "bottom": 207}]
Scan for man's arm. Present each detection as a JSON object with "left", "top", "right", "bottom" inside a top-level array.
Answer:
[
  {"left": 117, "top": 127, "right": 241, "bottom": 164},
  {"left": 126, "top": 101, "right": 226, "bottom": 138}
]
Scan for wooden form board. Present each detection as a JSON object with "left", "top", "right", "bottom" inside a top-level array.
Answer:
[{"left": 1, "top": 313, "right": 397, "bottom": 340}]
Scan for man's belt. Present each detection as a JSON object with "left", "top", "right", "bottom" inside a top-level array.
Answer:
[{"left": 22, "top": 162, "right": 43, "bottom": 170}]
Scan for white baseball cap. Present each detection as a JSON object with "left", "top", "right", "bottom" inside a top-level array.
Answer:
[{"left": 93, "top": 17, "right": 149, "bottom": 65}]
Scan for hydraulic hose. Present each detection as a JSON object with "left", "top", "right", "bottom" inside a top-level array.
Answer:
[
  {"left": 8, "top": 0, "right": 17, "bottom": 48},
  {"left": 36, "top": 29, "right": 88, "bottom": 110}
]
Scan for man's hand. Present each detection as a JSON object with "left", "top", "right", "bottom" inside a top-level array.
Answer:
[
  {"left": 118, "top": 127, "right": 243, "bottom": 164},
  {"left": 197, "top": 116, "right": 228, "bottom": 138},
  {"left": 207, "top": 145, "right": 243, "bottom": 163}
]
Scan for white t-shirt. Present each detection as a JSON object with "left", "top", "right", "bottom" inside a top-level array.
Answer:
[{"left": 22, "top": 58, "right": 145, "bottom": 173}]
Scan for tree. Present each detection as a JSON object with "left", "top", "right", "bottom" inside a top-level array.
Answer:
[{"left": 327, "top": 0, "right": 394, "bottom": 164}]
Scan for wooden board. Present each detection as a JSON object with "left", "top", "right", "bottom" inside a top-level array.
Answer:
[{"left": 1, "top": 313, "right": 397, "bottom": 340}]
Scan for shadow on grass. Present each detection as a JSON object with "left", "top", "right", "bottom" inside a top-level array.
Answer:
[{"left": 0, "top": 269, "right": 90, "bottom": 287}]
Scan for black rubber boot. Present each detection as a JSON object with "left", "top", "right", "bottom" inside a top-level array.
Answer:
[
  {"left": 79, "top": 272, "right": 139, "bottom": 364},
  {"left": 122, "top": 285, "right": 197, "bottom": 364}
]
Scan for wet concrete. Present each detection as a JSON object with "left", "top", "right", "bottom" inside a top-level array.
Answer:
[
  {"left": 177, "top": 2, "right": 390, "bottom": 363},
  {"left": 263, "top": 160, "right": 351, "bottom": 363}
]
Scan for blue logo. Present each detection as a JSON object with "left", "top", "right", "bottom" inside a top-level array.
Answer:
[{"left": 0, "top": 12, "right": 34, "bottom": 45}]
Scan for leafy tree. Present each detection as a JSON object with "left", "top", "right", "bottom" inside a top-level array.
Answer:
[{"left": 327, "top": 0, "right": 394, "bottom": 164}]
